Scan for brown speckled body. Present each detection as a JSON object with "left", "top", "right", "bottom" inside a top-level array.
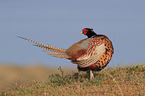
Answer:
[{"left": 77, "top": 35, "right": 114, "bottom": 71}]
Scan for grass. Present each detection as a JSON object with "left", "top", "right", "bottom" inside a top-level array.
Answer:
[{"left": 0, "top": 65, "right": 145, "bottom": 96}]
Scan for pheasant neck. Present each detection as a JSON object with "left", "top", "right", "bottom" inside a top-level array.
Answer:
[{"left": 87, "top": 31, "right": 97, "bottom": 38}]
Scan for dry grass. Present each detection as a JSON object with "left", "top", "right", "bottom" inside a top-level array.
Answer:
[
  {"left": 0, "top": 65, "right": 74, "bottom": 93},
  {"left": 0, "top": 64, "right": 145, "bottom": 96}
]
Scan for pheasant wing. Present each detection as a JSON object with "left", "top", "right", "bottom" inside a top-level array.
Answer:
[{"left": 77, "top": 37, "right": 106, "bottom": 68}]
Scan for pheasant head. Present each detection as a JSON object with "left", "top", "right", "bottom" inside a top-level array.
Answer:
[{"left": 80, "top": 28, "right": 97, "bottom": 38}]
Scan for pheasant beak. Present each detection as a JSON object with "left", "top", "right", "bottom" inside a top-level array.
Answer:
[{"left": 80, "top": 31, "right": 83, "bottom": 34}]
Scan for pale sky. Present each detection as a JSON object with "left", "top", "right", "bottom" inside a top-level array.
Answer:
[{"left": 0, "top": 0, "right": 145, "bottom": 68}]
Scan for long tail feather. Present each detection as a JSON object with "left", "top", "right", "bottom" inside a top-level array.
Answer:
[
  {"left": 17, "top": 36, "right": 66, "bottom": 53},
  {"left": 44, "top": 51, "right": 70, "bottom": 58},
  {"left": 18, "top": 36, "right": 70, "bottom": 59},
  {"left": 34, "top": 45, "right": 66, "bottom": 53}
]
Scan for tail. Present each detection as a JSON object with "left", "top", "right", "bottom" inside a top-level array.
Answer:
[{"left": 17, "top": 36, "right": 70, "bottom": 59}]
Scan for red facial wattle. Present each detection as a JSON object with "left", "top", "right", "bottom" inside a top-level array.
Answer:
[{"left": 83, "top": 29, "right": 88, "bottom": 35}]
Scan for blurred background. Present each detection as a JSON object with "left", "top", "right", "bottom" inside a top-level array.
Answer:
[
  {"left": 0, "top": 0, "right": 145, "bottom": 67},
  {"left": 0, "top": 0, "right": 145, "bottom": 92}
]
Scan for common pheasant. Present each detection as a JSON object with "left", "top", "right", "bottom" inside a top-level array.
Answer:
[{"left": 18, "top": 28, "right": 114, "bottom": 80}]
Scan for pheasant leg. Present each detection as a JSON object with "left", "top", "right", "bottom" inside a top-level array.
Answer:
[{"left": 90, "top": 70, "right": 94, "bottom": 80}]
